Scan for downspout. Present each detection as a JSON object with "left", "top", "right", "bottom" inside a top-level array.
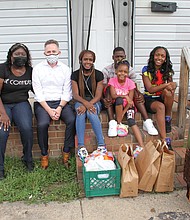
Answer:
[
  {"left": 111, "top": 0, "right": 116, "bottom": 48},
  {"left": 86, "top": 0, "right": 94, "bottom": 50}
]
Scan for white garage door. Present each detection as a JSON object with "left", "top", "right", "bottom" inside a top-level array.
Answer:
[{"left": 0, "top": 0, "right": 71, "bottom": 67}]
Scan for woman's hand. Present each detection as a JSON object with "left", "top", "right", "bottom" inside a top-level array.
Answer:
[
  {"left": 84, "top": 102, "right": 96, "bottom": 114},
  {"left": 76, "top": 105, "right": 87, "bottom": 115},
  {"left": 0, "top": 113, "right": 11, "bottom": 131},
  {"left": 165, "top": 82, "right": 177, "bottom": 94}
]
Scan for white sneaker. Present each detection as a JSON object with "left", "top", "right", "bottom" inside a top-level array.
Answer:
[
  {"left": 108, "top": 120, "right": 117, "bottom": 137},
  {"left": 78, "top": 147, "right": 88, "bottom": 161},
  {"left": 143, "top": 119, "right": 158, "bottom": 136}
]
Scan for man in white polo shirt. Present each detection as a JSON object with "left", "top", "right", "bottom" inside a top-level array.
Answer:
[{"left": 32, "top": 39, "right": 75, "bottom": 169}]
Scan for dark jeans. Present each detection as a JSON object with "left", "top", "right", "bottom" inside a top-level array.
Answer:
[
  {"left": 0, "top": 101, "right": 33, "bottom": 171},
  {"left": 34, "top": 101, "right": 76, "bottom": 156}
]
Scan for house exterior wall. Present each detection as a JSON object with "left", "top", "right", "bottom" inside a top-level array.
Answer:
[
  {"left": 0, "top": 0, "right": 70, "bottom": 67},
  {"left": 134, "top": 0, "right": 190, "bottom": 92}
]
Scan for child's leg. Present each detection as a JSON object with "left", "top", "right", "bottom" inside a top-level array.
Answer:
[
  {"left": 115, "top": 97, "right": 124, "bottom": 124},
  {"left": 163, "top": 89, "right": 174, "bottom": 133},
  {"left": 150, "top": 101, "right": 166, "bottom": 139},
  {"left": 126, "top": 107, "right": 144, "bottom": 147},
  {"left": 162, "top": 89, "right": 174, "bottom": 116},
  {"left": 131, "top": 125, "right": 145, "bottom": 148}
]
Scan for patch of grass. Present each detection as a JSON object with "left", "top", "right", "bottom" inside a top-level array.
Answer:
[{"left": 0, "top": 156, "right": 81, "bottom": 203}]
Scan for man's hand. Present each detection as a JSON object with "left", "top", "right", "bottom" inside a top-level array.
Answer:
[
  {"left": 134, "top": 89, "right": 145, "bottom": 104},
  {"left": 47, "top": 108, "right": 59, "bottom": 120},
  {"left": 103, "top": 98, "right": 112, "bottom": 108}
]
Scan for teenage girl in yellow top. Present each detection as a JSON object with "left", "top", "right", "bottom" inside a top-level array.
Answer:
[{"left": 142, "top": 46, "right": 176, "bottom": 150}]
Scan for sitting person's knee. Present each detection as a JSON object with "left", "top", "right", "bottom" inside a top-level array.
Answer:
[
  {"left": 37, "top": 122, "right": 49, "bottom": 129},
  {"left": 127, "top": 118, "right": 136, "bottom": 127},
  {"left": 126, "top": 108, "right": 136, "bottom": 127},
  {"left": 115, "top": 97, "right": 123, "bottom": 105},
  {"left": 157, "top": 102, "right": 165, "bottom": 112}
]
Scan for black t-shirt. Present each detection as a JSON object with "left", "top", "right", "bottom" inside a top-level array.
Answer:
[
  {"left": 71, "top": 69, "right": 103, "bottom": 100},
  {"left": 0, "top": 62, "right": 32, "bottom": 104}
]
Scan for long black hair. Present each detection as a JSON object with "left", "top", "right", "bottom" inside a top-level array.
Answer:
[
  {"left": 147, "top": 46, "right": 174, "bottom": 82},
  {"left": 78, "top": 50, "right": 96, "bottom": 99},
  {"left": 6, "top": 43, "right": 32, "bottom": 69}
]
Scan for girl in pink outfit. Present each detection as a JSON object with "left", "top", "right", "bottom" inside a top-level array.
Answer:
[{"left": 108, "top": 59, "right": 144, "bottom": 148}]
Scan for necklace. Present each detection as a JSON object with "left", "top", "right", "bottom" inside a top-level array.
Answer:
[
  {"left": 82, "top": 70, "right": 91, "bottom": 84},
  {"left": 81, "top": 70, "right": 94, "bottom": 98}
]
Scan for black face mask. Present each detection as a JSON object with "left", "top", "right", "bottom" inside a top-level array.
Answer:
[{"left": 13, "top": 56, "right": 27, "bottom": 67}]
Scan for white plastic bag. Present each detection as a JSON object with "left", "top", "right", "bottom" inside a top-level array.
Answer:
[{"left": 84, "top": 155, "right": 116, "bottom": 171}]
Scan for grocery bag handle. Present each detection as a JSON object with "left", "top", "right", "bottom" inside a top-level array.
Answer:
[{"left": 154, "top": 139, "right": 162, "bottom": 149}]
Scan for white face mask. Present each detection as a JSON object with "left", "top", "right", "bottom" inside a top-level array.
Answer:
[{"left": 46, "top": 54, "right": 59, "bottom": 64}]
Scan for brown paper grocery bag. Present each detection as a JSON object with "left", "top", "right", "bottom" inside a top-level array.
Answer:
[
  {"left": 135, "top": 140, "right": 161, "bottom": 192},
  {"left": 154, "top": 142, "right": 175, "bottom": 192},
  {"left": 118, "top": 144, "right": 138, "bottom": 197}
]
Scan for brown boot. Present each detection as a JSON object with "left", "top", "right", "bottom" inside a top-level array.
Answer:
[
  {"left": 41, "top": 155, "right": 49, "bottom": 169},
  {"left": 63, "top": 152, "right": 70, "bottom": 169}
]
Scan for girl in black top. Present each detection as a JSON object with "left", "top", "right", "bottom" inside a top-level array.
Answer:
[{"left": 71, "top": 50, "right": 106, "bottom": 160}]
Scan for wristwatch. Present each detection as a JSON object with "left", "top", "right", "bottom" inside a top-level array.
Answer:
[{"left": 58, "top": 104, "right": 64, "bottom": 109}]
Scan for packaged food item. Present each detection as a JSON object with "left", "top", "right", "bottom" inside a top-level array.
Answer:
[{"left": 133, "top": 145, "right": 143, "bottom": 158}]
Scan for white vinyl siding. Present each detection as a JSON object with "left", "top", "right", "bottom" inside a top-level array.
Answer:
[
  {"left": 134, "top": 0, "right": 190, "bottom": 93},
  {"left": 0, "top": 0, "right": 70, "bottom": 66}
]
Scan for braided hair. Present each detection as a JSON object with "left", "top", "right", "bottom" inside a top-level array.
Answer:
[
  {"left": 115, "top": 59, "right": 130, "bottom": 70},
  {"left": 147, "top": 46, "right": 174, "bottom": 82},
  {"left": 78, "top": 50, "right": 96, "bottom": 99},
  {"left": 6, "top": 43, "right": 32, "bottom": 69}
]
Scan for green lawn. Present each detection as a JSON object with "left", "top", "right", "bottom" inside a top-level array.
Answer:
[{"left": 0, "top": 156, "right": 81, "bottom": 203}]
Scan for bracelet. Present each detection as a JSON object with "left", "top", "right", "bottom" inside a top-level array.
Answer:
[{"left": 58, "top": 104, "right": 64, "bottom": 109}]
